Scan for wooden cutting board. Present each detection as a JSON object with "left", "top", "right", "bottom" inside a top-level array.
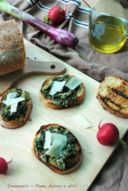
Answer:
[
  {"left": 0, "top": 58, "right": 66, "bottom": 96},
  {"left": 0, "top": 39, "right": 127, "bottom": 191}
]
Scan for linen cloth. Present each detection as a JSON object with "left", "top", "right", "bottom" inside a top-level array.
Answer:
[{"left": 0, "top": 0, "right": 128, "bottom": 191}]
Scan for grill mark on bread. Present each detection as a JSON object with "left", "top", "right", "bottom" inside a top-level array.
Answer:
[
  {"left": 102, "top": 97, "right": 122, "bottom": 109},
  {"left": 112, "top": 88, "right": 128, "bottom": 99},
  {"left": 104, "top": 88, "right": 128, "bottom": 108}
]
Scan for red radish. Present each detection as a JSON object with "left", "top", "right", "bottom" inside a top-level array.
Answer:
[
  {"left": 0, "top": 157, "right": 13, "bottom": 174},
  {"left": 97, "top": 120, "right": 119, "bottom": 146},
  {"left": 48, "top": 6, "right": 66, "bottom": 25}
]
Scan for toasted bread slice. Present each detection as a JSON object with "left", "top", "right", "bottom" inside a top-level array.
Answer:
[
  {"left": 40, "top": 74, "right": 85, "bottom": 109},
  {"left": 33, "top": 124, "right": 83, "bottom": 174},
  {"left": 0, "top": 88, "right": 32, "bottom": 129},
  {"left": 97, "top": 76, "right": 128, "bottom": 118}
]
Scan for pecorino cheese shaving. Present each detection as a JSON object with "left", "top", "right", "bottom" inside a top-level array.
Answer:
[
  {"left": 45, "top": 132, "right": 67, "bottom": 157},
  {"left": 65, "top": 76, "right": 82, "bottom": 90},
  {"left": 2, "top": 91, "right": 25, "bottom": 114},
  {"left": 49, "top": 80, "right": 66, "bottom": 96}
]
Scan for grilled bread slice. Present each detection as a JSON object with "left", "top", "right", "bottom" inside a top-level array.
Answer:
[
  {"left": 40, "top": 74, "right": 85, "bottom": 109},
  {"left": 33, "top": 124, "right": 83, "bottom": 174},
  {"left": 97, "top": 76, "right": 128, "bottom": 118},
  {"left": 0, "top": 88, "right": 32, "bottom": 129}
]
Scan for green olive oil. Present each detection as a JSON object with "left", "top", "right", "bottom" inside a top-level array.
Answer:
[{"left": 89, "top": 15, "right": 127, "bottom": 53}]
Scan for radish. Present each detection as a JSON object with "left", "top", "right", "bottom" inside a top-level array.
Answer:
[
  {"left": 48, "top": 6, "right": 66, "bottom": 25},
  {"left": 0, "top": 157, "right": 13, "bottom": 174},
  {"left": 97, "top": 121, "right": 119, "bottom": 146}
]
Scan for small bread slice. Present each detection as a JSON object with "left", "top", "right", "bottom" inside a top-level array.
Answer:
[
  {"left": 97, "top": 76, "right": 128, "bottom": 118},
  {"left": 40, "top": 74, "right": 85, "bottom": 109},
  {"left": 0, "top": 89, "right": 32, "bottom": 129},
  {"left": 33, "top": 124, "right": 83, "bottom": 174}
]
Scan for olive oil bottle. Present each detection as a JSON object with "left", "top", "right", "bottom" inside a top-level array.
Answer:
[{"left": 89, "top": 15, "right": 127, "bottom": 53}]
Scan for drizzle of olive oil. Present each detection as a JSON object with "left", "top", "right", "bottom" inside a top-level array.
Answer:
[{"left": 89, "top": 15, "right": 127, "bottom": 53}]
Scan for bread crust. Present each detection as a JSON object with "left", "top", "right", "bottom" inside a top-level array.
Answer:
[
  {"left": 40, "top": 75, "right": 85, "bottom": 109},
  {"left": 0, "top": 89, "right": 32, "bottom": 129},
  {"left": 0, "top": 20, "right": 26, "bottom": 76},
  {"left": 32, "top": 124, "right": 83, "bottom": 174},
  {"left": 97, "top": 76, "right": 128, "bottom": 118}
]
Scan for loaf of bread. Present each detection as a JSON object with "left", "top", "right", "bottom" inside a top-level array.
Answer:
[
  {"left": 0, "top": 20, "right": 26, "bottom": 76},
  {"left": 97, "top": 76, "right": 128, "bottom": 118}
]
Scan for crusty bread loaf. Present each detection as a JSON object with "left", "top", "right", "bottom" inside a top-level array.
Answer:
[
  {"left": 0, "top": 20, "right": 26, "bottom": 76},
  {"left": 97, "top": 76, "right": 128, "bottom": 118},
  {"left": 0, "top": 88, "right": 32, "bottom": 129},
  {"left": 40, "top": 74, "right": 85, "bottom": 109},
  {"left": 33, "top": 124, "right": 83, "bottom": 174}
]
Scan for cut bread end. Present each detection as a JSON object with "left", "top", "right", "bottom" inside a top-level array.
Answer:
[{"left": 0, "top": 20, "right": 26, "bottom": 76}]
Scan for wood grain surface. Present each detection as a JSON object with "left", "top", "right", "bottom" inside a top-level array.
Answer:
[{"left": 0, "top": 39, "right": 127, "bottom": 191}]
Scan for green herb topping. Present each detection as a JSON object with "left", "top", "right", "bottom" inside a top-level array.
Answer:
[{"left": 35, "top": 126, "right": 78, "bottom": 171}]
